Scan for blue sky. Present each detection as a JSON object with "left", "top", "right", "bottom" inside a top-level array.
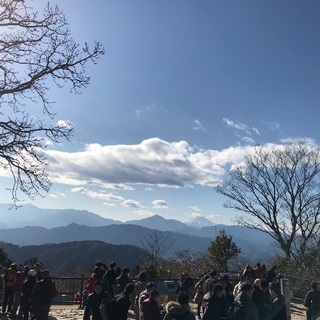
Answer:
[{"left": 1, "top": 0, "right": 320, "bottom": 224}]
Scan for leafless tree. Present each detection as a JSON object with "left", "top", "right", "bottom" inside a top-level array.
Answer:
[
  {"left": 216, "top": 142, "right": 320, "bottom": 259},
  {"left": 0, "top": 0, "right": 104, "bottom": 203},
  {"left": 141, "top": 230, "right": 174, "bottom": 264}
]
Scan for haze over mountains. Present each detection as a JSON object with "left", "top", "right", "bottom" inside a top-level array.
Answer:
[{"left": 0, "top": 204, "right": 278, "bottom": 265}]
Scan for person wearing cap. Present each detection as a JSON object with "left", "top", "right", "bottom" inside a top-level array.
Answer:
[
  {"left": 268, "top": 282, "right": 287, "bottom": 320},
  {"left": 20, "top": 269, "right": 37, "bottom": 320},
  {"left": 304, "top": 281, "right": 320, "bottom": 320},
  {"left": 164, "top": 291, "right": 196, "bottom": 320}
]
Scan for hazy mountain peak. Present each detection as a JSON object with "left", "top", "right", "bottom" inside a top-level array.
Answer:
[{"left": 184, "top": 216, "right": 215, "bottom": 228}]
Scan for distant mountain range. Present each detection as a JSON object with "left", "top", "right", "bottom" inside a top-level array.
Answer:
[
  {"left": 0, "top": 203, "right": 279, "bottom": 265},
  {"left": 0, "top": 240, "right": 147, "bottom": 276}
]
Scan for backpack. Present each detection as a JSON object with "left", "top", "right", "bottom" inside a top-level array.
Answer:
[
  {"left": 228, "top": 301, "right": 244, "bottom": 320},
  {"left": 101, "top": 293, "right": 124, "bottom": 320}
]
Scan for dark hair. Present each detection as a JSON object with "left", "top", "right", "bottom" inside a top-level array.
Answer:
[
  {"left": 213, "top": 284, "right": 224, "bottom": 294},
  {"left": 240, "top": 282, "right": 253, "bottom": 292},
  {"left": 110, "top": 262, "right": 116, "bottom": 269},
  {"left": 124, "top": 283, "right": 135, "bottom": 294},
  {"left": 269, "top": 282, "right": 281, "bottom": 295},
  {"left": 177, "top": 292, "right": 189, "bottom": 305},
  {"left": 122, "top": 267, "right": 130, "bottom": 274},
  {"left": 94, "top": 280, "right": 103, "bottom": 287},
  {"left": 150, "top": 290, "right": 160, "bottom": 298},
  {"left": 209, "top": 270, "right": 216, "bottom": 278},
  {"left": 260, "top": 279, "right": 269, "bottom": 289},
  {"left": 146, "top": 282, "right": 156, "bottom": 290},
  {"left": 139, "top": 272, "right": 147, "bottom": 282}
]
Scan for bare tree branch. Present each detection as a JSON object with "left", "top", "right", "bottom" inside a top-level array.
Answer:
[{"left": 0, "top": 0, "right": 104, "bottom": 203}]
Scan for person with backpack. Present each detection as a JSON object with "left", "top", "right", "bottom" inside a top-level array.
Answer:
[
  {"left": 30, "top": 269, "right": 57, "bottom": 320},
  {"left": 230, "top": 282, "right": 258, "bottom": 320},
  {"left": 136, "top": 282, "right": 157, "bottom": 320},
  {"left": 10, "top": 265, "right": 30, "bottom": 318},
  {"left": 202, "top": 283, "right": 226, "bottom": 320},
  {"left": 140, "top": 289, "right": 162, "bottom": 320},
  {"left": 304, "top": 281, "right": 320, "bottom": 320},
  {"left": 252, "top": 279, "right": 271, "bottom": 320},
  {"left": 114, "top": 267, "right": 131, "bottom": 295},
  {"left": 103, "top": 262, "right": 117, "bottom": 297},
  {"left": 105, "top": 283, "right": 135, "bottom": 320},
  {"left": 83, "top": 280, "right": 110, "bottom": 320},
  {"left": 2, "top": 262, "right": 18, "bottom": 313},
  {"left": 20, "top": 269, "right": 38, "bottom": 320},
  {"left": 268, "top": 282, "right": 287, "bottom": 320},
  {"left": 164, "top": 292, "right": 195, "bottom": 320}
]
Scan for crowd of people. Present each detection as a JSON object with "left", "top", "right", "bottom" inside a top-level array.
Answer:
[
  {"left": 0, "top": 262, "right": 57, "bottom": 320},
  {"left": 82, "top": 261, "right": 307, "bottom": 320}
]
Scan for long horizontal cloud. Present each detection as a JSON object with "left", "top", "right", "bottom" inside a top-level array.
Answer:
[{"left": 45, "top": 138, "right": 249, "bottom": 189}]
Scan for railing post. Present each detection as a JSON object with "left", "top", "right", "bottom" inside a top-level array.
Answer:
[
  {"left": 281, "top": 278, "right": 291, "bottom": 320},
  {"left": 80, "top": 274, "right": 85, "bottom": 309}
]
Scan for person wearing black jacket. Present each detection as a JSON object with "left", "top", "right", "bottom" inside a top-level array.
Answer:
[
  {"left": 83, "top": 280, "right": 110, "bottom": 320},
  {"left": 268, "top": 282, "right": 287, "bottom": 320}
]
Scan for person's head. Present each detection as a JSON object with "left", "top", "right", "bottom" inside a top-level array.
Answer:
[
  {"left": 259, "top": 279, "right": 269, "bottom": 292},
  {"left": 110, "top": 262, "right": 116, "bottom": 270},
  {"left": 311, "top": 281, "right": 318, "bottom": 290},
  {"left": 34, "top": 262, "right": 41, "bottom": 271},
  {"left": 139, "top": 272, "right": 147, "bottom": 282},
  {"left": 218, "top": 277, "right": 227, "bottom": 288},
  {"left": 28, "top": 269, "right": 37, "bottom": 278},
  {"left": 23, "top": 265, "right": 30, "bottom": 275},
  {"left": 94, "top": 280, "right": 103, "bottom": 294},
  {"left": 256, "top": 262, "right": 261, "bottom": 267},
  {"left": 254, "top": 278, "right": 260, "bottom": 287},
  {"left": 95, "top": 260, "right": 102, "bottom": 268},
  {"left": 269, "top": 282, "right": 281, "bottom": 298},
  {"left": 146, "top": 282, "right": 156, "bottom": 293},
  {"left": 115, "top": 266, "right": 121, "bottom": 275},
  {"left": 11, "top": 262, "right": 17, "bottom": 270},
  {"left": 240, "top": 282, "right": 254, "bottom": 298},
  {"left": 209, "top": 270, "right": 216, "bottom": 278},
  {"left": 150, "top": 289, "right": 160, "bottom": 300},
  {"left": 213, "top": 284, "right": 224, "bottom": 298},
  {"left": 124, "top": 283, "right": 135, "bottom": 295},
  {"left": 122, "top": 267, "right": 130, "bottom": 275},
  {"left": 42, "top": 269, "right": 50, "bottom": 278},
  {"left": 177, "top": 292, "right": 189, "bottom": 306}
]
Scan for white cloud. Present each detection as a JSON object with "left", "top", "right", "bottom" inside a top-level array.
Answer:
[
  {"left": 103, "top": 202, "right": 117, "bottom": 207},
  {"left": 188, "top": 205, "right": 202, "bottom": 212},
  {"left": 222, "top": 118, "right": 249, "bottom": 131},
  {"left": 134, "top": 209, "right": 154, "bottom": 217},
  {"left": 71, "top": 187, "right": 125, "bottom": 202},
  {"left": 193, "top": 119, "right": 206, "bottom": 131},
  {"left": 46, "top": 137, "right": 241, "bottom": 188},
  {"left": 43, "top": 137, "right": 319, "bottom": 194},
  {"left": 252, "top": 128, "right": 260, "bottom": 135},
  {"left": 223, "top": 117, "right": 262, "bottom": 144},
  {"left": 242, "top": 136, "right": 255, "bottom": 144},
  {"left": 267, "top": 122, "right": 280, "bottom": 130},
  {"left": 122, "top": 199, "right": 144, "bottom": 208},
  {"left": 152, "top": 199, "right": 168, "bottom": 209}
]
